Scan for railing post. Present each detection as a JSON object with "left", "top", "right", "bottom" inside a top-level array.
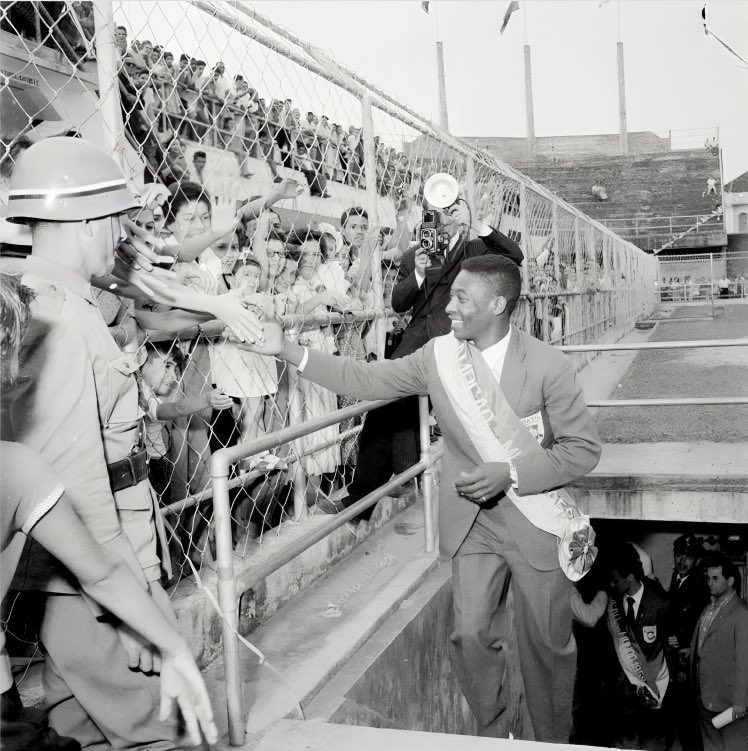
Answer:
[
  {"left": 210, "top": 458, "right": 244, "bottom": 746},
  {"left": 465, "top": 155, "right": 477, "bottom": 226},
  {"left": 551, "top": 202, "right": 560, "bottom": 282},
  {"left": 360, "top": 92, "right": 386, "bottom": 358},
  {"left": 418, "top": 395, "right": 435, "bottom": 554},
  {"left": 574, "top": 215, "right": 582, "bottom": 289},
  {"left": 92, "top": 0, "right": 126, "bottom": 167},
  {"left": 286, "top": 362, "right": 308, "bottom": 521}
]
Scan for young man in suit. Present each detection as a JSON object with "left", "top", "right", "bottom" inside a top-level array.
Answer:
[
  {"left": 318, "top": 200, "right": 523, "bottom": 518},
  {"left": 244, "top": 254, "right": 600, "bottom": 742},
  {"left": 691, "top": 555, "right": 748, "bottom": 751}
]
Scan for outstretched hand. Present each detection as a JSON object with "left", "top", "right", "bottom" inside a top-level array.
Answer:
[
  {"left": 119, "top": 216, "right": 174, "bottom": 271},
  {"left": 210, "top": 290, "right": 265, "bottom": 344},
  {"left": 159, "top": 649, "right": 218, "bottom": 747},
  {"left": 453, "top": 462, "right": 512, "bottom": 504},
  {"left": 211, "top": 195, "right": 242, "bottom": 240},
  {"left": 228, "top": 313, "right": 285, "bottom": 356}
]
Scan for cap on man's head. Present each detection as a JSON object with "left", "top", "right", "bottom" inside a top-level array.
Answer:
[{"left": 673, "top": 534, "right": 701, "bottom": 557}]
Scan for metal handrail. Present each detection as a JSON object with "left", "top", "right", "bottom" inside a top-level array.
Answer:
[
  {"left": 559, "top": 339, "right": 748, "bottom": 352},
  {"left": 210, "top": 393, "right": 435, "bottom": 745}
]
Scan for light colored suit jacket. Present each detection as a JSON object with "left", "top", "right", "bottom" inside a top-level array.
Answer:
[
  {"left": 301, "top": 326, "right": 602, "bottom": 568},
  {"left": 691, "top": 593, "right": 748, "bottom": 712}
]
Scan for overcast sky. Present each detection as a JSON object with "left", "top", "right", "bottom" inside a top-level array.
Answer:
[{"left": 241, "top": 0, "right": 747, "bottom": 181}]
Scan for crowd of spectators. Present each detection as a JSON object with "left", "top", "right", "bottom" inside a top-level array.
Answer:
[{"left": 113, "top": 25, "right": 429, "bottom": 200}]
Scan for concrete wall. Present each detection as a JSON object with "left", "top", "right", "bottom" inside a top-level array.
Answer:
[
  {"left": 311, "top": 566, "right": 534, "bottom": 740},
  {"left": 727, "top": 234, "right": 748, "bottom": 278},
  {"left": 462, "top": 132, "right": 670, "bottom": 164}
]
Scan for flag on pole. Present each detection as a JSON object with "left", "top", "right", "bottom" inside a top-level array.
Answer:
[
  {"left": 702, "top": 3, "right": 748, "bottom": 69},
  {"left": 500, "top": 0, "right": 520, "bottom": 34},
  {"left": 421, "top": 1, "right": 430, "bottom": 13}
]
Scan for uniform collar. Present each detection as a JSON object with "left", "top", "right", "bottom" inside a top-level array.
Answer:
[{"left": 22, "top": 256, "right": 96, "bottom": 305}]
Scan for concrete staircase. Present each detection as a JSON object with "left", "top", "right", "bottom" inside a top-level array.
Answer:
[{"left": 517, "top": 150, "right": 726, "bottom": 252}]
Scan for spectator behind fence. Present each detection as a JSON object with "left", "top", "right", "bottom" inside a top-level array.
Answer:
[
  {"left": 691, "top": 555, "right": 748, "bottom": 751},
  {"left": 138, "top": 346, "right": 233, "bottom": 497},
  {"left": 320, "top": 200, "right": 523, "bottom": 522},
  {"left": 289, "top": 241, "right": 342, "bottom": 485},
  {"left": 200, "top": 253, "right": 279, "bottom": 467}
]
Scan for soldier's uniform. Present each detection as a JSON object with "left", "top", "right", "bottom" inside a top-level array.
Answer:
[
  {"left": 2, "top": 256, "right": 174, "bottom": 749},
  {"left": 1, "top": 137, "right": 175, "bottom": 750}
]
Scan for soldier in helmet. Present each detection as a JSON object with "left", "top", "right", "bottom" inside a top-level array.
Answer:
[{"left": 0, "top": 137, "right": 218, "bottom": 749}]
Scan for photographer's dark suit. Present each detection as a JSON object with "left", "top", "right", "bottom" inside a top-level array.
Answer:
[{"left": 345, "top": 226, "right": 523, "bottom": 511}]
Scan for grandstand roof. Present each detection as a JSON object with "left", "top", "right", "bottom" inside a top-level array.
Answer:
[{"left": 725, "top": 171, "right": 748, "bottom": 193}]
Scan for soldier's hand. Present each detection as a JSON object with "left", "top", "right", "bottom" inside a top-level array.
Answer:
[
  {"left": 454, "top": 462, "right": 512, "bottom": 503},
  {"left": 119, "top": 216, "right": 173, "bottom": 271},
  {"left": 117, "top": 624, "right": 161, "bottom": 674},
  {"left": 159, "top": 648, "right": 218, "bottom": 747}
]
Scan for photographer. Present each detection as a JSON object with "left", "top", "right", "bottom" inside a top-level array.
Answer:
[{"left": 317, "top": 192, "right": 523, "bottom": 519}]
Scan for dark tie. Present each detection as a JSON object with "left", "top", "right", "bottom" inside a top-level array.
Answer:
[{"left": 626, "top": 596, "right": 636, "bottom": 627}]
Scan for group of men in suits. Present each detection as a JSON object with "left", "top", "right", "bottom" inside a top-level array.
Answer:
[{"left": 606, "top": 538, "right": 747, "bottom": 751}]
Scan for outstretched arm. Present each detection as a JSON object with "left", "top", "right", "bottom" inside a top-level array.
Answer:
[
  {"left": 237, "top": 317, "right": 429, "bottom": 400},
  {"left": 31, "top": 498, "right": 217, "bottom": 747}
]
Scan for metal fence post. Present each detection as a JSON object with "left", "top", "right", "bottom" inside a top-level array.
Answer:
[
  {"left": 286, "top": 362, "right": 308, "bottom": 522},
  {"left": 92, "top": 0, "right": 126, "bottom": 166},
  {"left": 574, "top": 215, "right": 582, "bottom": 287},
  {"left": 210, "top": 456, "right": 244, "bottom": 746},
  {"left": 360, "top": 92, "right": 386, "bottom": 358},
  {"left": 551, "top": 202, "right": 560, "bottom": 282},
  {"left": 418, "top": 395, "right": 435, "bottom": 553},
  {"left": 465, "top": 155, "right": 477, "bottom": 224}
]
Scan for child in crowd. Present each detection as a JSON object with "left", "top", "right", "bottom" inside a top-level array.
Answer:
[
  {"left": 207, "top": 255, "right": 279, "bottom": 467},
  {"left": 138, "top": 346, "right": 233, "bottom": 497}
]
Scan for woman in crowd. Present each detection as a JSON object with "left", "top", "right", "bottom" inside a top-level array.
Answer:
[
  {"left": 0, "top": 273, "right": 217, "bottom": 750},
  {"left": 289, "top": 240, "right": 343, "bottom": 489}
]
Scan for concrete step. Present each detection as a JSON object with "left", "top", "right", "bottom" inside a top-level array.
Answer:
[
  {"left": 251, "top": 719, "right": 600, "bottom": 751},
  {"left": 570, "top": 441, "right": 748, "bottom": 523}
]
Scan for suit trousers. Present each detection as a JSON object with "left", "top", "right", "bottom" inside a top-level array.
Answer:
[
  {"left": 345, "top": 394, "right": 420, "bottom": 517},
  {"left": 448, "top": 509, "right": 576, "bottom": 743},
  {"left": 40, "top": 594, "right": 175, "bottom": 750},
  {"left": 698, "top": 702, "right": 748, "bottom": 751}
]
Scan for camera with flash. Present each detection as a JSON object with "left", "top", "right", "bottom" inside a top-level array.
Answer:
[{"left": 420, "top": 173, "right": 460, "bottom": 259}]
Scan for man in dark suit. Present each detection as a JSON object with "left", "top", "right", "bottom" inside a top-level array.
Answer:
[
  {"left": 691, "top": 555, "right": 748, "bottom": 751},
  {"left": 317, "top": 200, "right": 523, "bottom": 517},
  {"left": 244, "top": 255, "right": 600, "bottom": 741},
  {"left": 608, "top": 544, "right": 676, "bottom": 751},
  {"left": 665, "top": 534, "right": 709, "bottom": 751}
]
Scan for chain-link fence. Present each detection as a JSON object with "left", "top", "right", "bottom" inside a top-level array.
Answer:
[{"left": 1, "top": 1, "right": 658, "bottom": 592}]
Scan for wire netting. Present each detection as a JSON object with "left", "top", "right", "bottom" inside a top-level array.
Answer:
[{"left": 0, "top": 0, "right": 658, "bottom": 602}]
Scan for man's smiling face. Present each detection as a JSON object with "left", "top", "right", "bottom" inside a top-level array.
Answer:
[{"left": 445, "top": 270, "right": 501, "bottom": 343}]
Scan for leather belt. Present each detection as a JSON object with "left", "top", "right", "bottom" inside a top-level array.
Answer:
[{"left": 107, "top": 448, "right": 149, "bottom": 493}]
